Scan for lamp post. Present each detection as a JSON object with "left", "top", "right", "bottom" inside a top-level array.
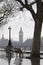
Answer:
[
  {"left": 6, "top": 26, "right": 13, "bottom": 65},
  {"left": 8, "top": 26, "right": 12, "bottom": 46}
]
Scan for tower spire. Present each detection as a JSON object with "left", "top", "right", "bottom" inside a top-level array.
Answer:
[{"left": 19, "top": 27, "right": 23, "bottom": 43}]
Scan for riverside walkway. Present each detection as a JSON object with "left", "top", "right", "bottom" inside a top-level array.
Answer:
[{"left": 0, "top": 47, "right": 43, "bottom": 56}]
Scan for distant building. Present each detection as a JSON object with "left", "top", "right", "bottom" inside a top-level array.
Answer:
[
  {"left": 0, "top": 34, "right": 8, "bottom": 46},
  {"left": 19, "top": 27, "right": 23, "bottom": 43},
  {"left": 0, "top": 27, "right": 43, "bottom": 51}
]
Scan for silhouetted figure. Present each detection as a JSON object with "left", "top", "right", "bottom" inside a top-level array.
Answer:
[{"left": 14, "top": 48, "right": 23, "bottom": 58}]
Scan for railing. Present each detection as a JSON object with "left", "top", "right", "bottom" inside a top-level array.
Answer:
[{"left": 0, "top": 45, "right": 43, "bottom": 51}]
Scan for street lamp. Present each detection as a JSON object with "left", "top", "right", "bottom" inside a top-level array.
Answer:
[{"left": 8, "top": 26, "right": 12, "bottom": 46}]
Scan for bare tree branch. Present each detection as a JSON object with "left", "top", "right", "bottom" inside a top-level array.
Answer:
[
  {"left": 16, "top": 0, "right": 36, "bottom": 8},
  {"left": 25, "top": 0, "right": 28, "bottom": 5},
  {"left": 16, "top": 0, "right": 36, "bottom": 22},
  {"left": 29, "top": 1, "right": 36, "bottom": 6},
  {"left": 0, "top": 1, "right": 14, "bottom": 26},
  {"left": 36, "top": 0, "right": 41, "bottom": 13},
  {"left": 29, "top": 7, "right": 37, "bottom": 22},
  {"left": 0, "top": 9, "right": 8, "bottom": 22},
  {"left": 16, "top": 0, "right": 25, "bottom": 7}
]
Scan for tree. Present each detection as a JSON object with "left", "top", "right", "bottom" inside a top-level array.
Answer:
[
  {"left": 0, "top": 0, "right": 16, "bottom": 27},
  {"left": 14, "top": 0, "right": 43, "bottom": 57}
]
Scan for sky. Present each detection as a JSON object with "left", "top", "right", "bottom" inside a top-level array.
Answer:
[
  {"left": 0, "top": 10, "right": 34, "bottom": 41},
  {"left": 0, "top": 0, "right": 43, "bottom": 42}
]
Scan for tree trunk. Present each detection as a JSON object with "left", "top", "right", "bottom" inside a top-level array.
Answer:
[
  {"left": 31, "top": 21, "right": 42, "bottom": 57},
  {"left": 31, "top": 58, "right": 40, "bottom": 65}
]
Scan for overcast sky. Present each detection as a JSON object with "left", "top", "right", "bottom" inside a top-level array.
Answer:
[{"left": 0, "top": 10, "right": 43, "bottom": 42}]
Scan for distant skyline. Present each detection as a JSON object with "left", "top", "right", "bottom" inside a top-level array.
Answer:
[{"left": 0, "top": 10, "right": 43, "bottom": 42}]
